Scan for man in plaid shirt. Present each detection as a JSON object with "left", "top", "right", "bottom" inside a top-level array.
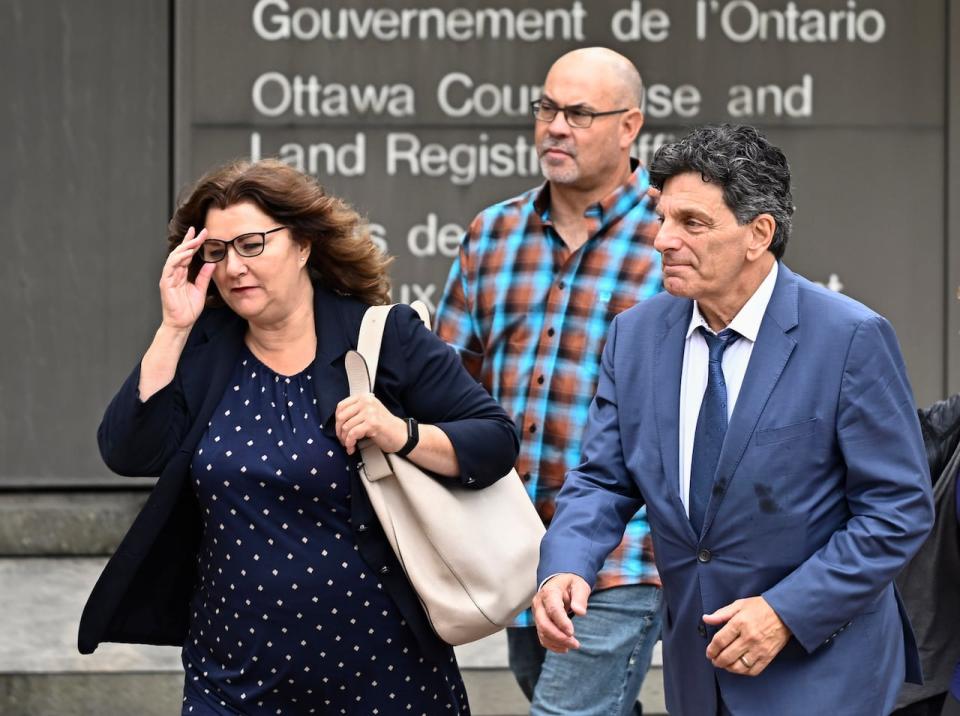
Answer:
[{"left": 435, "top": 48, "right": 663, "bottom": 716}]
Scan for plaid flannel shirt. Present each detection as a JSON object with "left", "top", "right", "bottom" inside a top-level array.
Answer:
[{"left": 435, "top": 163, "right": 663, "bottom": 624}]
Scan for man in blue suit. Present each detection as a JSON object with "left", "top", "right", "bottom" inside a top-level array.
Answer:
[{"left": 533, "top": 124, "right": 935, "bottom": 715}]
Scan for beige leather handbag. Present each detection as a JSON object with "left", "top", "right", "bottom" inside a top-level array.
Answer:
[{"left": 344, "top": 302, "right": 544, "bottom": 645}]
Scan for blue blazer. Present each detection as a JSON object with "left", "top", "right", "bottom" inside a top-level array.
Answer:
[
  {"left": 79, "top": 285, "right": 519, "bottom": 661},
  {"left": 539, "top": 264, "right": 934, "bottom": 716}
]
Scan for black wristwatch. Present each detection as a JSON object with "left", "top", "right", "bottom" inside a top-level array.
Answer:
[{"left": 394, "top": 417, "right": 420, "bottom": 457}]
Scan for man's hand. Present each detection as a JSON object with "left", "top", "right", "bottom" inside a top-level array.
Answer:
[
  {"left": 532, "top": 573, "right": 591, "bottom": 653},
  {"left": 703, "top": 596, "right": 791, "bottom": 676}
]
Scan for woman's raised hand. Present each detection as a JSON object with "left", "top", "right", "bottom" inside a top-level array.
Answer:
[{"left": 159, "top": 227, "right": 217, "bottom": 330}]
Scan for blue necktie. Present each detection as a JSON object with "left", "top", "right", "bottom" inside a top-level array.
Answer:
[{"left": 689, "top": 327, "right": 741, "bottom": 536}]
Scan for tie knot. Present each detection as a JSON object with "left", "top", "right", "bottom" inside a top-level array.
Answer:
[{"left": 699, "top": 326, "right": 740, "bottom": 362}]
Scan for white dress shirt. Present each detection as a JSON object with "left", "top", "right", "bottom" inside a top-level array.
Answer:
[{"left": 678, "top": 262, "right": 779, "bottom": 515}]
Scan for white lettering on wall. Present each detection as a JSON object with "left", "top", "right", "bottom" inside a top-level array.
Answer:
[
  {"left": 250, "top": 131, "right": 367, "bottom": 176},
  {"left": 407, "top": 214, "right": 464, "bottom": 258},
  {"left": 396, "top": 284, "right": 439, "bottom": 312},
  {"left": 437, "top": 72, "right": 541, "bottom": 119},
  {"left": 644, "top": 84, "right": 702, "bottom": 119},
  {"left": 252, "top": 73, "right": 414, "bottom": 118},
  {"left": 696, "top": 0, "right": 886, "bottom": 44},
  {"left": 727, "top": 74, "right": 813, "bottom": 117},
  {"left": 386, "top": 132, "right": 539, "bottom": 186},
  {"left": 610, "top": 1, "right": 671, "bottom": 42},
  {"left": 252, "top": 0, "right": 587, "bottom": 42}
]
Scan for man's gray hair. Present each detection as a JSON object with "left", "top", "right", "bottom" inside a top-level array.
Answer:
[{"left": 649, "top": 124, "right": 794, "bottom": 259}]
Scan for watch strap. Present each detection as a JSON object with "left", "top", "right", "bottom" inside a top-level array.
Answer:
[{"left": 394, "top": 417, "right": 419, "bottom": 458}]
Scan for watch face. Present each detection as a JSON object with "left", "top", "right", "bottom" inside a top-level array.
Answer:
[{"left": 396, "top": 417, "right": 419, "bottom": 457}]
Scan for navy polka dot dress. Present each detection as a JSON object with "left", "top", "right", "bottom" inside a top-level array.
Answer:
[{"left": 180, "top": 346, "right": 469, "bottom": 715}]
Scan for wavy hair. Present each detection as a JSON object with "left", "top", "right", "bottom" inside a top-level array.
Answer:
[
  {"left": 168, "top": 159, "right": 392, "bottom": 306},
  {"left": 649, "top": 124, "right": 794, "bottom": 259}
]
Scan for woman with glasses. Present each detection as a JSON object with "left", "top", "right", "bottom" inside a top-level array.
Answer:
[{"left": 78, "top": 159, "right": 519, "bottom": 715}]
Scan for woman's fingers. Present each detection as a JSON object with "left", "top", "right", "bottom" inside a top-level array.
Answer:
[
  {"left": 193, "top": 260, "right": 216, "bottom": 296},
  {"left": 172, "top": 228, "right": 206, "bottom": 265},
  {"left": 334, "top": 397, "right": 364, "bottom": 441},
  {"left": 334, "top": 395, "right": 405, "bottom": 454},
  {"left": 166, "top": 228, "right": 207, "bottom": 269},
  {"left": 339, "top": 416, "right": 364, "bottom": 452},
  {"left": 158, "top": 227, "right": 214, "bottom": 330},
  {"left": 339, "top": 408, "right": 379, "bottom": 452}
]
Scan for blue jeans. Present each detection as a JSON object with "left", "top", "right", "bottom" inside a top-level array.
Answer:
[{"left": 508, "top": 583, "right": 663, "bottom": 716}]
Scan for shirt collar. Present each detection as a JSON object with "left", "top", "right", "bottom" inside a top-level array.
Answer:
[
  {"left": 533, "top": 159, "right": 648, "bottom": 230},
  {"left": 685, "top": 261, "right": 779, "bottom": 342}
]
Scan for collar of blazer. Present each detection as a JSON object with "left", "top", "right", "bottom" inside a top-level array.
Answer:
[
  {"left": 654, "top": 261, "right": 800, "bottom": 541},
  {"left": 657, "top": 261, "right": 799, "bottom": 336},
  {"left": 179, "top": 284, "right": 366, "bottom": 444}
]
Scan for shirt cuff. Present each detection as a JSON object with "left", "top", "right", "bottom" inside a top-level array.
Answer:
[{"left": 538, "top": 573, "right": 564, "bottom": 591}]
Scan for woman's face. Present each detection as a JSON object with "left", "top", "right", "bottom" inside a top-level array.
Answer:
[{"left": 204, "top": 201, "right": 310, "bottom": 324}]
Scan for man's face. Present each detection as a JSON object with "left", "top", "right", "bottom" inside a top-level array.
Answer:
[
  {"left": 535, "top": 60, "right": 631, "bottom": 189},
  {"left": 654, "top": 172, "right": 757, "bottom": 303}
]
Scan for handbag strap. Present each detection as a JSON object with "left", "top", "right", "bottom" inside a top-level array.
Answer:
[
  {"left": 345, "top": 301, "right": 431, "bottom": 482},
  {"left": 354, "top": 301, "right": 431, "bottom": 381}
]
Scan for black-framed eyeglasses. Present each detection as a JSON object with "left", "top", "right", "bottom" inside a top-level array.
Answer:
[
  {"left": 200, "top": 226, "right": 286, "bottom": 263},
  {"left": 531, "top": 100, "right": 629, "bottom": 128}
]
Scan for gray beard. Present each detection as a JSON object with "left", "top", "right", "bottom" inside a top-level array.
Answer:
[{"left": 539, "top": 158, "right": 580, "bottom": 185}]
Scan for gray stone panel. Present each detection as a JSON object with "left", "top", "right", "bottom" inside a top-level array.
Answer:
[
  {"left": 0, "top": 492, "right": 147, "bottom": 556},
  {"left": 949, "top": 0, "right": 960, "bottom": 396},
  {"left": 768, "top": 127, "right": 946, "bottom": 407},
  {"left": 0, "top": 0, "right": 170, "bottom": 486}
]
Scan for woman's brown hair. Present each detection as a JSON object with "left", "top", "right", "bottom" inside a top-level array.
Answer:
[{"left": 169, "top": 159, "right": 392, "bottom": 306}]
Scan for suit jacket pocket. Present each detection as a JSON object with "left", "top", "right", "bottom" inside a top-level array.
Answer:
[{"left": 755, "top": 417, "right": 818, "bottom": 446}]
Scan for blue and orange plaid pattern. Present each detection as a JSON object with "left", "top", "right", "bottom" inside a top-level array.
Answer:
[{"left": 435, "top": 165, "right": 663, "bottom": 623}]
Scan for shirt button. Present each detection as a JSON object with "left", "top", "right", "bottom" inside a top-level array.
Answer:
[
  {"left": 379, "top": 566, "right": 390, "bottom": 575},
  {"left": 357, "top": 524, "right": 367, "bottom": 532},
  {"left": 523, "top": 472, "right": 532, "bottom": 481},
  {"left": 529, "top": 424, "right": 537, "bottom": 434},
  {"left": 697, "top": 549, "right": 712, "bottom": 563},
  {"left": 558, "top": 281, "right": 566, "bottom": 290},
  {"left": 466, "top": 477, "right": 476, "bottom": 485},
  {"left": 547, "top": 328, "right": 555, "bottom": 337},
  {"left": 698, "top": 623, "right": 707, "bottom": 638},
  {"left": 537, "top": 375, "right": 545, "bottom": 385}
]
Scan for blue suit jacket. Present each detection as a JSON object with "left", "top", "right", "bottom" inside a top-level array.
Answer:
[
  {"left": 79, "top": 285, "right": 519, "bottom": 660},
  {"left": 539, "top": 263, "right": 934, "bottom": 716}
]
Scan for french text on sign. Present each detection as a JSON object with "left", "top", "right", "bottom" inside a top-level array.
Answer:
[
  {"left": 396, "top": 284, "right": 438, "bottom": 313},
  {"left": 610, "top": 1, "right": 671, "bottom": 42},
  {"left": 696, "top": 0, "right": 886, "bottom": 43},
  {"left": 408, "top": 214, "right": 464, "bottom": 258},
  {"left": 252, "top": 0, "right": 587, "bottom": 42}
]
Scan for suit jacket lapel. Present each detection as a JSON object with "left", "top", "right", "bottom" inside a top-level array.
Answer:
[
  {"left": 180, "top": 312, "right": 246, "bottom": 449},
  {"left": 310, "top": 288, "right": 359, "bottom": 437},
  {"left": 654, "top": 299, "right": 698, "bottom": 541},
  {"left": 700, "top": 263, "right": 799, "bottom": 537}
]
